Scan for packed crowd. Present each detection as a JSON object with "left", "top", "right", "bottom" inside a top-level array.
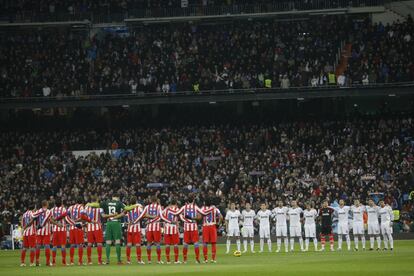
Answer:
[
  {"left": 1, "top": 14, "right": 413, "bottom": 98},
  {"left": 1, "top": 15, "right": 345, "bottom": 97},
  {"left": 0, "top": 116, "right": 413, "bottom": 234},
  {"left": 0, "top": 0, "right": 380, "bottom": 22},
  {"left": 347, "top": 15, "right": 414, "bottom": 85}
]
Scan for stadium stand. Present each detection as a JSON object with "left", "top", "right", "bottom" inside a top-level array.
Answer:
[{"left": 0, "top": 14, "right": 413, "bottom": 98}]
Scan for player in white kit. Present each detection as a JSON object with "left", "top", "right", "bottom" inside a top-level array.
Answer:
[
  {"left": 366, "top": 199, "right": 381, "bottom": 250},
  {"left": 241, "top": 203, "right": 256, "bottom": 253},
  {"left": 351, "top": 199, "right": 366, "bottom": 250},
  {"left": 256, "top": 202, "right": 272, "bottom": 253},
  {"left": 334, "top": 200, "right": 351, "bottom": 251},
  {"left": 287, "top": 200, "right": 304, "bottom": 252},
  {"left": 272, "top": 200, "right": 289, "bottom": 252},
  {"left": 303, "top": 202, "right": 318, "bottom": 251},
  {"left": 225, "top": 202, "right": 241, "bottom": 253},
  {"left": 379, "top": 200, "right": 394, "bottom": 250}
]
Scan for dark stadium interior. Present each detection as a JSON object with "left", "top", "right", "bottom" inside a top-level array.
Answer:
[{"left": 0, "top": 0, "right": 413, "bottom": 272}]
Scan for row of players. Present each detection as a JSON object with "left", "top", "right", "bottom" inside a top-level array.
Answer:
[
  {"left": 19, "top": 194, "right": 393, "bottom": 267},
  {"left": 20, "top": 194, "right": 222, "bottom": 266},
  {"left": 224, "top": 199, "right": 394, "bottom": 254}
]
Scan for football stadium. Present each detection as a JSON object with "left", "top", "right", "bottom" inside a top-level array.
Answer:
[{"left": 0, "top": 0, "right": 413, "bottom": 275}]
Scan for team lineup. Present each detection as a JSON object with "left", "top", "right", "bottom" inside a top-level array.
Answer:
[{"left": 19, "top": 194, "right": 395, "bottom": 267}]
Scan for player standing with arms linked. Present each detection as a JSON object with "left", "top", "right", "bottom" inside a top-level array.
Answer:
[
  {"left": 272, "top": 200, "right": 289, "bottom": 253},
  {"left": 256, "top": 202, "right": 272, "bottom": 253},
  {"left": 201, "top": 198, "right": 222, "bottom": 263},
  {"left": 162, "top": 198, "right": 181, "bottom": 264},
  {"left": 20, "top": 204, "right": 38, "bottom": 267},
  {"left": 287, "top": 200, "right": 304, "bottom": 252},
  {"left": 366, "top": 199, "right": 381, "bottom": 250},
  {"left": 303, "top": 202, "right": 318, "bottom": 251},
  {"left": 241, "top": 202, "right": 256, "bottom": 253},
  {"left": 225, "top": 202, "right": 242, "bottom": 254},
  {"left": 125, "top": 196, "right": 147, "bottom": 264},
  {"left": 351, "top": 199, "right": 366, "bottom": 250},
  {"left": 335, "top": 200, "right": 351, "bottom": 251},
  {"left": 89, "top": 194, "right": 126, "bottom": 264},
  {"left": 177, "top": 194, "right": 213, "bottom": 263},
  {"left": 50, "top": 199, "right": 68, "bottom": 266},
  {"left": 319, "top": 200, "right": 335, "bottom": 251},
  {"left": 379, "top": 200, "right": 394, "bottom": 250}
]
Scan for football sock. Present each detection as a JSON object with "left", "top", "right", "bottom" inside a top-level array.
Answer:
[
  {"left": 383, "top": 235, "right": 388, "bottom": 249},
  {"left": 388, "top": 234, "right": 394, "bottom": 249},
  {"left": 115, "top": 244, "right": 121, "bottom": 262},
  {"left": 202, "top": 244, "right": 208, "bottom": 260},
  {"left": 376, "top": 237, "right": 381, "bottom": 249},
  {"left": 370, "top": 237, "right": 374, "bottom": 249},
  {"left": 267, "top": 239, "right": 272, "bottom": 252},
  {"left": 313, "top": 238, "right": 318, "bottom": 250},
  {"left": 354, "top": 237, "right": 359, "bottom": 249},
  {"left": 156, "top": 245, "right": 161, "bottom": 262},
  {"left": 212, "top": 243, "right": 217, "bottom": 260},
  {"left": 165, "top": 246, "right": 170, "bottom": 262},
  {"left": 30, "top": 249, "right": 35, "bottom": 264},
  {"left": 305, "top": 238, "right": 309, "bottom": 250},
  {"left": 346, "top": 235, "right": 351, "bottom": 250},
  {"left": 61, "top": 248, "right": 66, "bottom": 264},
  {"left": 52, "top": 248, "right": 56, "bottom": 263},
  {"left": 183, "top": 245, "right": 188, "bottom": 262},
  {"left": 87, "top": 246, "right": 92, "bottom": 262},
  {"left": 136, "top": 246, "right": 142, "bottom": 262},
  {"left": 290, "top": 238, "right": 294, "bottom": 250},
  {"left": 243, "top": 240, "right": 248, "bottom": 251},
  {"left": 126, "top": 246, "right": 131, "bottom": 261},
  {"left": 21, "top": 248, "right": 26, "bottom": 264},
  {"left": 260, "top": 238, "right": 264, "bottom": 252},
  {"left": 299, "top": 238, "right": 304, "bottom": 250},
  {"left": 194, "top": 243, "right": 200, "bottom": 261},
  {"left": 250, "top": 240, "right": 255, "bottom": 252},
  {"left": 338, "top": 236, "right": 343, "bottom": 249},
  {"left": 236, "top": 239, "right": 241, "bottom": 251},
  {"left": 97, "top": 245, "right": 102, "bottom": 263},
  {"left": 226, "top": 239, "right": 231, "bottom": 252},
  {"left": 173, "top": 245, "right": 179, "bottom": 262},
  {"left": 146, "top": 245, "right": 151, "bottom": 262},
  {"left": 284, "top": 238, "right": 289, "bottom": 251},
  {"left": 361, "top": 236, "right": 366, "bottom": 249},
  {"left": 105, "top": 244, "right": 111, "bottom": 261},
  {"left": 78, "top": 246, "right": 83, "bottom": 263},
  {"left": 277, "top": 238, "right": 282, "bottom": 250}
]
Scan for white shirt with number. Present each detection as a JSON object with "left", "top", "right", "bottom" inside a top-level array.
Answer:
[
  {"left": 241, "top": 209, "right": 256, "bottom": 238},
  {"left": 366, "top": 205, "right": 380, "bottom": 235},
  {"left": 303, "top": 209, "right": 317, "bottom": 238},
  {"left": 288, "top": 207, "right": 303, "bottom": 237},
  {"left": 335, "top": 206, "right": 350, "bottom": 235},
  {"left": 257, "top": 209, "right": 272, "bottom": 238},
  {"left": 351, "top": 205, "right": 366, "bottom": 235},
  {"left": 225, "top": 210, "right": 241, "bottom": 237}
]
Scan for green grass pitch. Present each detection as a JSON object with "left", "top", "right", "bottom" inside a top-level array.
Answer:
[{"left": 0, "top": 240, "right": 413, "bottom": 275}]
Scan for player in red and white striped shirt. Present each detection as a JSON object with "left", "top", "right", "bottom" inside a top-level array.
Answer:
[
  {"left": 143, "top": 196, "right": 169, "bottom": 264},
  {"left": 32, "top": 200, "right": 58, "bottom": 266},
  {"left": 84, "top": 195, "right": 105, "bottom": 265},
  {"left": 20, "top": 204, "right": 37, "bottom": 267},
  {"left": 177, "top": 194, "right": 214, "bottom": 263},
  {"left": 66, "top": 197, "right": 90, "bottom": 265},
  {"left": 162, "top": 199, "right": 181, "bottom": 264},
  {"left": 125, "top": 196, "right": 147, "bottom": 264},
  {"left": 201, "top": 199, "right": 222, "bottom": 263},
  {"left": 50, "top": 199, "right": 68, "bottom": 266}
]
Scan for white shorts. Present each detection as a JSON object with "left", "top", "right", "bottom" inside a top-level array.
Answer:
[
  {"left": 368, "top": 222, "right": 380, "bottom": 235},
  {"left": 259, "top": 227, "right": 270, "bottom": 239},
  {"left": 352, "top": 222, "right": 365, "bottom": 235},
  {"left": 227, "top": 227, "right": 240, "bottom": 237},
  {"left": 242, "top": 226, "right": 254, "bottom": 238},
  {"left": 304, "top": 224, "right": 316, "bottom": 238},
  {"left": 380, "top": 223, "right": 392, "bottom": 236},
  {"left": 337, "top": 223, "right": 349, "bottom": 235},
  {"left": 276, "top": 225, "right": 288, "bottom": 237},
  {"left": 289, "top": 225, "right": 302, "bottom": 237}
]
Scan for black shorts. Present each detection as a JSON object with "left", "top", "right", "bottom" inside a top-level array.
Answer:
[{"left": 320, "top": 225, "right": 332, "bottom": 235}]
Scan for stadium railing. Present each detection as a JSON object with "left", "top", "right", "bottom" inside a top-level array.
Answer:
[
  {"left": 1, "top": 82, "right": 413, "bottom": 109},
  {"left": 0, "top": 0, "right": 387, "bottom": 24}
]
